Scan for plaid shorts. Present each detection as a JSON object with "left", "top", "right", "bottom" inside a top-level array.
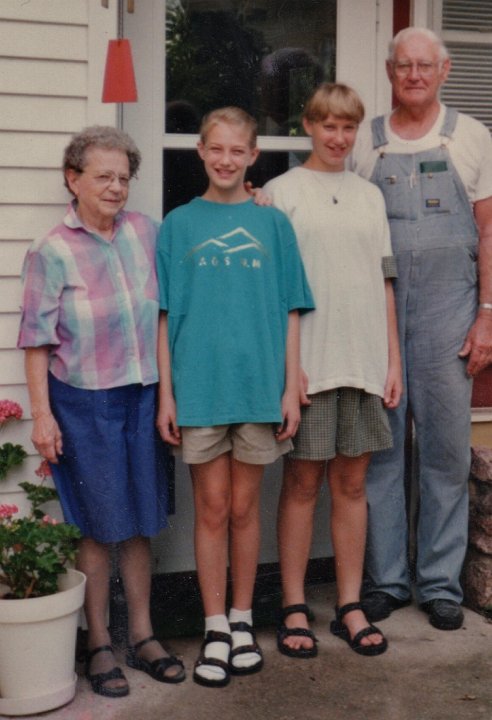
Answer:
[{"left": 291, "top": 387, "right": 393, "bottom": 461}]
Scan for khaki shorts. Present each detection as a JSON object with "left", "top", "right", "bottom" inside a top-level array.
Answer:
[
  {"left": 291, "top": 387, "right": 392, "bottom": 461},
  {"left": 178, "top": 423, "right": 293, "bottom": 465}
]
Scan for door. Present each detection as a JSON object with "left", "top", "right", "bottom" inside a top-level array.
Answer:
[{"left": 123, "top": 0, "right": 393, "bottom": 573}]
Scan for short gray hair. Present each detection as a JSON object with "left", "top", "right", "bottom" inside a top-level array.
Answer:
[
  {"left": 388, "top": 27, "right": 449, "bottom": 63},
  {"left": 63, "top": 126, "right": 141, "bottom": 191}
]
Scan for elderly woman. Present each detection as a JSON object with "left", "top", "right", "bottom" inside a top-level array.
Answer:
[{"left": 17, "top": 126, "right": 185, "bottom": 697}]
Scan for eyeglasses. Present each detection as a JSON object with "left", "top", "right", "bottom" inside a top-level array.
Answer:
[
  {"left": 82, "top": 172, "right": 131, "bottom": 188},
  {"left": 392, "top": 61, "right": 440, "bottom": 78}
]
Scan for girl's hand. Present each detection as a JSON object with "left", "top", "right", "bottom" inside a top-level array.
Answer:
[
  {"left": 383, "top": 364, "right": 402, "bottom": 409},
  {"left": 276, "top": 390, "right": 301, "bottom": 441},
  {"left": 156, "top": 396, "right": 181, "bottom": 445},
  {"left": 300, "top": 367, "right": 311, "bottom": 406},
  {"left": 244, "top": 182, "right": 272, "bottom": 206}
]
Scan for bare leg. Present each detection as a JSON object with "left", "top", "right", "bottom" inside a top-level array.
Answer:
[
  {"left": 229, "top": 458, "right": 264, "bottom": 610},
  {"left": 119, "top": 535, "right": 183, "bottom": 679},
  {"left": 77, "top": 538, "right": 127, "bottom": 691},
  {"left": 191, "top": 454, "right": 232, "bottom": 682},
  {"left": 191, "top": 453, "right": 232, "bottom": 616},
  {"left": 328, "top": 453, "right": 383, "bottom": 647},
  {"left": 228, "top": 459, "right": 264, "bottom": 670},
  {"left": 277, "top": 458, "right": 324, "bottom": 652}
]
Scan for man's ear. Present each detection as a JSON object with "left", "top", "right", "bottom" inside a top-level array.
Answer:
[
  {"left": 439, "top": 57, "right": 451, "bottom": 85},
  {"left": 385, "top": 59, "right": 394, "bottom": 83}
]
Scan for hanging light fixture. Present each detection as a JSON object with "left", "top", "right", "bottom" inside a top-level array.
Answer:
[{"left": 101, "top": 1, "right": 137, "bottom": 103}]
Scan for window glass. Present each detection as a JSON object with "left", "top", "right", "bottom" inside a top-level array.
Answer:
[
  {"left": 163, "top": 148, "right": 308, "bottom": 215},
  {"left": 165, "top": 0, "right": 336, "bottom": 138}
]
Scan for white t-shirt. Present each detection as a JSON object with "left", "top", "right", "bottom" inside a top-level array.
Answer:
[
  {"left": 264, "top": 167, "right": 393, "bottom": 398},
  {"left": 349, "top": 104, "right": 492, "bottom": 203}
]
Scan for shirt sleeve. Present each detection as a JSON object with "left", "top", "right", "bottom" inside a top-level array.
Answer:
[
  {"left": 156, "top": 216, "right": 172, "bottom": 311},
  {"left": 276, "top": 211, "right": 315, "bottom": 313},
  {"left": 17, "top": 243, "right": 64, "bottom": 349}
]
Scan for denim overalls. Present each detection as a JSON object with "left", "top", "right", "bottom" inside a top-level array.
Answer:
[{"left": 365, "top": 108, "right": 478, "bottom": 604}]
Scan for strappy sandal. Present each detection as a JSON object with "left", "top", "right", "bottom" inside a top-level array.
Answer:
[
  {"left": 126, "top": 635, "right": 185, "bottom": 684},
  {"left": 229, "top": 621, "right": 264, "bottom": 675},
  {"left": 330, "top": 602, "right": 388, "bottom": 656},
  {"left": 277, "top": 603, "right": 318, "bottom": 659},
  {"left": 193, "top": 630, "right": 232, "bottom": 688},
  {"left": 86, "top": 645, "right": 129, "bottom": 698}
]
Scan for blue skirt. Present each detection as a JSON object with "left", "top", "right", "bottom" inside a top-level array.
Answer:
[{"left": 48, "top": 373, "right": 169, "bottom": 543}]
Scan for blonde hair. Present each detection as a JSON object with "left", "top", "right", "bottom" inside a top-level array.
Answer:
[
  {"left": 303, "top": 83, "right": 365, "bottom": 125},
  {"left": 199, "top": 106, "right": 258, "bottom": 148}
]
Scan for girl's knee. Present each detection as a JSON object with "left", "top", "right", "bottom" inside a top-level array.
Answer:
[
  {"left": 282, "top": 475, "right": 322, "bottom": 504},
  {"left": 197, "top": 496, "right": 230, "bottom": 531}
]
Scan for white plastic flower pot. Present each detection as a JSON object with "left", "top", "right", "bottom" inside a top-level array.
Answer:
[{"left": 0, "top": 568, "right": 86, "bottom": 716}]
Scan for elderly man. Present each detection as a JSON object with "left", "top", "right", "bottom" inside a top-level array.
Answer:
[{"left": 350, "top": 26, "right": 492, "bottom": 630}]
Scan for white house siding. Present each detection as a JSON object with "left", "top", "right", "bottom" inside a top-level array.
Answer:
[{"left": 0, "top": 0, "right": 116, "bottom": 487}]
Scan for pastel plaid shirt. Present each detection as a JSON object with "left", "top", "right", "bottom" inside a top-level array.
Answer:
[{"left": 18, "top": 203, "right": 160, "bottom": 390}]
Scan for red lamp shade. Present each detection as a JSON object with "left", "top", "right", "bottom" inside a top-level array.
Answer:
[{"left": 102, "top": 39, "right": 137, "bottom": 103}]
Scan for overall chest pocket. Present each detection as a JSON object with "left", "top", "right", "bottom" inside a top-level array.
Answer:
[{"left": 420, "top": 164, "right": 460, "bottom": 215}]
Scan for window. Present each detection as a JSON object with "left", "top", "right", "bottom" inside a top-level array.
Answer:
[
  {"left": 435, "top": 0, "right": 492, "bottom": 131},
  {"left": 163, "top": 0, "right": 335, "bottom": 212},
  {"left": 165, "top": 0, "right": 336, "bottom": 138},
  {"left": 123, "top": 0, "right": 391, "bottom": 220}
]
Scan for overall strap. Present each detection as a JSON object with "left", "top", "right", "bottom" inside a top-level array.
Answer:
[
  {"left": 439, "top": 106, "right": 459, "bottom": 139},
  {"left": 371, "top": 115, "right": 387, "bottom": 149}
]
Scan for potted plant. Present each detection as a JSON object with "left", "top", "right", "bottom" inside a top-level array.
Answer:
[{"left": 0, "top": 400, "right": 85, "bottom": 717}]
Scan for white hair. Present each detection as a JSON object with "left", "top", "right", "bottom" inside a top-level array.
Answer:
[{"left": 388, "top": 27, "right": 449, "bottom": 63}]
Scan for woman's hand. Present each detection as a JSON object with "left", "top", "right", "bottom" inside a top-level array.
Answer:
[{"left": 31, "top": 412, "right": 63, "bottom": 463}]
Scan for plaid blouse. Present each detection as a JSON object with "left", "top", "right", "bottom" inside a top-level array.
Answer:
[{"left": 18, "top": 203, "right": 159, "bottom": 390}]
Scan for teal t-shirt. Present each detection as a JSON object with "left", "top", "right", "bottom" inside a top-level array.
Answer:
[{"left": 157, "top": 197, "right": 314, "bottom": 426}]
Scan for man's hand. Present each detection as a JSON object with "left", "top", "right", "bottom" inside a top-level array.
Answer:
[{"left": 458, "top": 311, "right": 492, "bottom": 376}]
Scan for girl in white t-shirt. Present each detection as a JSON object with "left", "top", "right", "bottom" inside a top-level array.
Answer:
[{"left": 264, "top": 83, "right": 402, "bottom": 658}]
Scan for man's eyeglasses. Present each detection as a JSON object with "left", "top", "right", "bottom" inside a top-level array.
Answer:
[{"left": 392, "top": 61, "right": 440, "bottom": 78}]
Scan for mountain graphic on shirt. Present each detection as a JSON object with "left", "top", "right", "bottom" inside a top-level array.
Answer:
[{"left": 186, "top": 227, "right": 268, "bottom": 259}]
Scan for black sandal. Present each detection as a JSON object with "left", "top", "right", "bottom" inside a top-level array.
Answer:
[
  {"left": 193, "top": 630, "right": 232, "bottom": 688},
  {"left": 86, "top": 645, "right": 129, "bottom": 698},
  {"left": 277, "top": 604, "right": 318, "bottom": 659},
  {"left": 229, "top": 621, "right": 264, "bottom": 675},
  {"left": 330, "top": 602, "right": 388, "bottom": 656},
  {"left": 126, "top": 635, "right": 185, "bottom": 684}
]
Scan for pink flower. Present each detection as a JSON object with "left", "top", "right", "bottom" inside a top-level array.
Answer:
[
  {"left": 0, "top": 400, "right": 23, "bottom": 425},
  {"left": 0, "top": 503, "right": 19, "bottom": 519},
  {"left": 35, "top": 460, "right": 52, "bottom": 479},
  {"left": 42, "top": 515, "right": 58, "bottom": 525}
]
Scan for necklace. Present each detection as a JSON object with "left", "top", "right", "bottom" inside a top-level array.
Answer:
[
  {"left": 304, "top": 167, "right": 346, "bottom": 204},
  {"left": 330, "top": 171, "right": 346, "bottom": 204}
]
